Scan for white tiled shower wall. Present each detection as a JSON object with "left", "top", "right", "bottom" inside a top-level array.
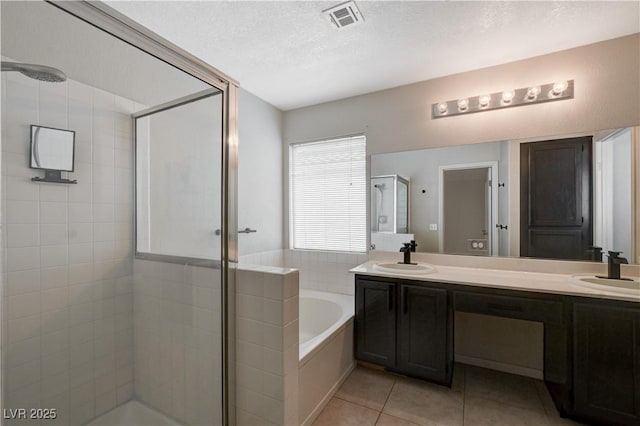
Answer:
[
  {"left": 1, "top": 72, "right": 136, "bottom": 424},
  {"left": 133, "top": 259, "right": 222, "bottom": 425},
  {"left": 235, "top": 265, "right": 299, "bottom": 426},
  {"left": 239, "top": 249, "right": 368, "bottom": 295}
]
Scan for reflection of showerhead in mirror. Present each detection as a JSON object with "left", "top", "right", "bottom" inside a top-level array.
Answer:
[{"left": 1, "top": 61, "right": 66, "bottom": 82}]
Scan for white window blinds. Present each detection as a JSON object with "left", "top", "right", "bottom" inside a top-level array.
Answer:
[{"left": 291, "top": 135, "right": 366, "bottom": 252}]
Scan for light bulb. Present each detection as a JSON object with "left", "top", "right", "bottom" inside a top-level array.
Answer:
[
  {"left": 437, "top": 102, "right": 448, "bottom": 114},
  {"left": 457, "top": 98, "right": 469, "bottom": 111},
  {"left": 479, "top": 95, "right": 491, "bottom": 107},
  {"left": 552, "top": 81, "right": 568, "bottom": 95},
  {"left": 526, "top": 86, "right": 541, "bottom": 99},
  {"left": 502, "top": 90, "right": 515, "bottom": 103}
]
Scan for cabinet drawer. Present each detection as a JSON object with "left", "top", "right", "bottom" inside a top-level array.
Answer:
[{"left": 455, "top": 291, "right": 563, "bottom": 324}]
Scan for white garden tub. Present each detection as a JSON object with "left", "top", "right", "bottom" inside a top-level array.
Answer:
[{"left": 298, "top": 290, "right": 355, "bottom": 425}]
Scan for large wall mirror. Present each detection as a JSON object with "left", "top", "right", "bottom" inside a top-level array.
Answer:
[{"left": 370, "top": 127, "right": 638, "bottom": 264}]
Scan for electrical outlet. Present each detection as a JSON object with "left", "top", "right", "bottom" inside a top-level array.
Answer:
[
  {"left": 429, "top": 224, "right": 437, "bottom": 231},
  {"left": 467, "top": 239, "right": 488, "bottom": 251}
]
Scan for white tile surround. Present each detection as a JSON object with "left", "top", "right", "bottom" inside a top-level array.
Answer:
[
  {"left": 133, "top": 259, "right": 222, "bottom": 425},
  {"left": 1, "top": 72, "right": 136, "bottom": 425},
  {"left": 235, "top": 264, "right": 299, "bottom": 426},
  {"left": 239, "top": 249, "right": 368, "bottom": 296},
  {"left": 236, "top": 252, "right": 362, "bottom": 425}
]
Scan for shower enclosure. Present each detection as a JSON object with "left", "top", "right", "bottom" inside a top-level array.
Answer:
[
  {"left": 371, "top": 175, "right": 409, "bottom": 234},
  {"left": 370, "top": 175, "right": 411, "bottom": 252},
  {"left": 1, "top": 1, "right": 236, "bottom": 425}
]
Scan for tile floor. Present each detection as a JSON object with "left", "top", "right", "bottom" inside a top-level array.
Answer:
[{"left": 312, "top": 364, "right": 583, "bottom": 426}]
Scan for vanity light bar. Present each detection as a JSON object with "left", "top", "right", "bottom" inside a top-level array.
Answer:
[{"left": 432, "top": 80, "right": 574, "bottom": 119}]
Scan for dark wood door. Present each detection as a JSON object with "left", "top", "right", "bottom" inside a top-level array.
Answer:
[
  {"left": 397, "top": 284, "right": 451, "bottom": 385},
  {"left": 520, "top": 137, "right": 593, "bottom": 260},
  {"left": 355, "top": 278, "right": 396, "bottom": 367},
  {"left": 574, "top": 303, "right": 640, "bottom": 425}
]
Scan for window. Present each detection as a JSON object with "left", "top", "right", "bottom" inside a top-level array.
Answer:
[{"left": 290, "top": 135, "right": 366, "bottom": 252}]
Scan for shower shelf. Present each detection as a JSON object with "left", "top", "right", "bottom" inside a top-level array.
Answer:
[
  {"left": 32, "top": 170, "right": 77, "bottom": 184},
  {"left": 32, "top": 176, "right": 77, "bottom": 184}
]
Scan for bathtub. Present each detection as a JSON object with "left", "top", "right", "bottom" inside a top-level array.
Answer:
[{"left": 298, "top": 290, "right": 355, "bottom": 425}]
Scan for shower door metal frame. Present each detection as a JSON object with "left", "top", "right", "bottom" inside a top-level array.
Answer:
[{"left": 45, "top": 2, "right": 238, "bottom": 424}]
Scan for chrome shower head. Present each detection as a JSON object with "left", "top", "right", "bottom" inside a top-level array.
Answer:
[{"left": 1, "top": 61, "right": 66, "bottom": 82}]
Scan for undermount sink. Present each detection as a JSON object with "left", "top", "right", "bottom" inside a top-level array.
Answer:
[
  {"left": 373, "top": 262, "right": 436, "bottom": 275},
  {"left": 570, "top": 275, "right": 640, "bottom": 295}
]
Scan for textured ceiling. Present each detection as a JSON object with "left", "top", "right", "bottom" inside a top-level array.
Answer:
[{"left": 107, "top": 1, "right": 640, "bottom": 111}]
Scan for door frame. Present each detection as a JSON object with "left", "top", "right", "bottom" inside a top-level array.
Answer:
[{"left": 438, "top": 161, "right": 499, "bottom": 256}]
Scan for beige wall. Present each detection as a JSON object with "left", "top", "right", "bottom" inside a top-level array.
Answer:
[{"left": 283, "top": 34, "right": 640, "bottom": 156}]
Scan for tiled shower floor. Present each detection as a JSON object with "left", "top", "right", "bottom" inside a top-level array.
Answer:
[{"left": 312, "top": 364, "right": 583, "bottom": 426}]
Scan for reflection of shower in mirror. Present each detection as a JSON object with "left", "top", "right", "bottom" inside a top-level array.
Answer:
[
  {"left": 371, "top": 175, "right": 411, "bottom": 251},
  {"left": 374, "top": 182, "right": 386, "bottom": 232}
]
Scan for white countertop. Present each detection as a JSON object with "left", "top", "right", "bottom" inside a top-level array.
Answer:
[{"left": 350, "top": 261, "right": 640, "bottom": 303}]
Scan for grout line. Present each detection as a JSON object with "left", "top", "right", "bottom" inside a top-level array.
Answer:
[
  {"left": 331, "top": 393, "right": 381, "bottom": 414},
  {"left": 378, "top": 373, "right": 397, "bottom": 423}
]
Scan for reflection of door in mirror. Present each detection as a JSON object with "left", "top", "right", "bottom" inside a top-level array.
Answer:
[
  {"left": 440, "top": 162, "right": 498, "bottom": 256},
  {"left": 520, "top": 137, "right": 593, "bottom": 260},
  {"left": 594, "top": 128, "right": 634, "bottom": 262}
]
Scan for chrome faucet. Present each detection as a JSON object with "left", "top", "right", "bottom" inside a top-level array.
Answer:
[
  {"left": 598, "top": 251, "right": 630, "bottom": 280},
  {"left": 399, "top": 242, "right": 416, "bottom": 265}
]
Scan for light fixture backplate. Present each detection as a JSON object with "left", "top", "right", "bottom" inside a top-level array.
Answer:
[{"left": 432, "top": 80, "right": 574, "bottom": 119}]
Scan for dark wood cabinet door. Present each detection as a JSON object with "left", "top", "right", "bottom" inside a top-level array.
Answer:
[
  {"left": 574, "top": 303, "right": 640, "bottom": 425},
  {"left": 355, "top": 278, "right": 396, "bottom": 367},
  {"left": 520, "top": 137, "right": 593, "bottom": 260},
  {"left": 397, "top": 284, "right": 451, "bottom": 385}
]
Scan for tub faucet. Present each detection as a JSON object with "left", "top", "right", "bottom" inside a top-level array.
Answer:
[
  {"left": 399, "top": 243, "right": 416, "bottom": 265},
  {"left": 599, "top": 251, "right": 629, "bottom": 280}
]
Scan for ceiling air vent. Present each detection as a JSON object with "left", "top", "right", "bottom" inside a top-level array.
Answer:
[{"left": 323, "top": 1, "right": 364, "bottom": 29}]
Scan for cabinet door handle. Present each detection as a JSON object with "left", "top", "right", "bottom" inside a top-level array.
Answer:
[
  {"left": 387, "top": 288, "right": 393, "bottom": 312},
  {"left": 403, "top": 287, "right": 408, "bottom": 314},
  {"left": 487, "top": 302, "right": 523, "bottom": 312}
]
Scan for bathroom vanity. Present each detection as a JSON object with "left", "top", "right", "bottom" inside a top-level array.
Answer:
[{"left": 351, "top": 262, "right": 640, "bottom": 426}]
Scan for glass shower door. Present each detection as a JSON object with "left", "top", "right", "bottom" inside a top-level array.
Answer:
[{"left": 133, "top": 90, "right": 225, "bottom": 425}]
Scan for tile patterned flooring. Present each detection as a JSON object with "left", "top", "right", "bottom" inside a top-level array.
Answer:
[{"left": 312, "top": 364, "right": 583, "bottom": 426}]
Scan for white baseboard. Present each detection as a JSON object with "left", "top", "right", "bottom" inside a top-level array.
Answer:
[
  {"left": 300, "top": 362, "right": 355, "bottom": 426},
  {"left": 455, "top": 354, "right": 543, "bottom": 380}
]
